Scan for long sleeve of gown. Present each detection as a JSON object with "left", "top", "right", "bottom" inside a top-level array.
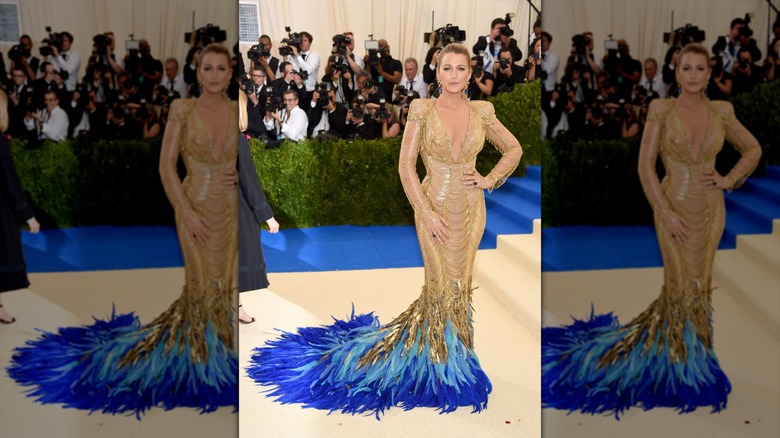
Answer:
[
  {"left": 479, "top": 101, "right": 522, "bottom": 190},
  {"left": 159, "top": 99, "right": 194, "bottom": 216},
  {"left": 398, "top": 99, "right": 432, "bottom": 215},
  {"left": 638, "top": 99, "right": 672, "bottom": 214},
  {"left": 718, "top": 101, "right": 762, "bottom": 189},
  {"left": 0, "top": 136, "right": 34, "bottom": 223},
  {"left": 238, "top": 135, "right": 274, "bottom": 223}
]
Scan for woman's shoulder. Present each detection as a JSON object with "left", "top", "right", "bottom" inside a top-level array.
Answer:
[
  {"left": 169, "top": 98, "right": 196, "bottom": 121},
  {"left": 647, "top": 98, "right": 674, "bottom": 121},
  {"left": 707, "top": 99, "right": 735, "bottom": 119},
  {"left": 468, "top": 100, "right": 495, "bottom": 120},
  {"left": 408, "top": 98, "right": 435, "bottom": 120}
]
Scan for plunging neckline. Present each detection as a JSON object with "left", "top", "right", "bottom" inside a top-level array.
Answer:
[
  {"left": 433, "top": 102, "right": 471, "bottom": 163},
  {"left": 673, "top": 101, "right": 710, "bottom": 163},
  {"left": 194, "top": 102, "right": 231, "bottom": 162}
]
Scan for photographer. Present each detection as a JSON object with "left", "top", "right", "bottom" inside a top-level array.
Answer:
[
  {"left": 6, "top": 66, "right": 34, "bottom": 137},
  {"left": 422, "top": 46, "right": 442, "bottom": 96},
  {"left": 473, "top": 17, "right": 522, "bottom": 75},
  {"left": 32, "top": 62, "right": 68, "bottom": 105},
  {"left": 321, "top": 55, "right": 353, "bottom": 103},
  {"left": 525, "top": 37, "right": 543, "bottom": 82},
  {"left": 10, "top": 35, "right": 40, "bottom": 83},
  {"left": 81, "top": 84, "right": 109, "bottom": 138},
  {"left": 23, "top": 89, "right": 69, "bottom": 142},
  {"left": 345, "top": 96, "right": 378, "bottom": 140},
  {"left": 106, "top": 103, "right": 141, "bottom": 140},
  {"left": 707, "top": 55, "right": 733, "bottom": 100},
  {"left": 46, "top": 31, "right": 80, "bottom": 91},
  {"left": 541, "top": 32, "right": 560, "bottom": 92},
  {"left": 638, "top": 57, "right": 666, "bottom": 98},
  {"left": 284, "top": 31, "right": 320, "bottom": 92},
  {"left": 355, "top": 70, "right": 385, "bottom": 105},
  {"left": 160, "top": 58, "right": 189, "bottom": 98},
  {"left": 713, "top": 17, "right": 748, "bottom": 74},
  {"left": 377, "top": 102, "right": 401, "bottom": 138},
  {"left": 492, "top": 48, "right": 524, "bottom": 96},
  {"left": 264, "top": 89, "right": 307, "bottom": 142},
  {"left": 94, "top": 32, "right": 125, "bottom": 75},
  {"left": 126, "top": 39, "right": 163, "bottom": 101},
  {"left": 732, "top": 47, "right": 763, "bottom": 95},
  {"left": 307, "top": 84, "right": 347, "bottom": 139},
  {"left": 363, "top": 39, "right": 402, "bottom": 100},
  {"left": 467, "top": 55, "right": 494, "bottom": 99},
  {"left": 269, "top": 62, "right": 309, "bottom": 108},
  {"left": 139, "top": 103, "right": 162, "bottom": 138},
  {"left": 399, "top": 57, "right": 428, "bottom": 99},
  {"left": 253, "top": 35, "right": 280, "bottom": 81},
  {"left": 766, "top": 38, "right": 780, "bottom": 82},
  {"left": 602, "top": 39, "right": 641, "bottom": 101}
]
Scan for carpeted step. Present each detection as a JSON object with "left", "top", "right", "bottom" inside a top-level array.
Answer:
[
  {"left": 474, "top": 225, "right": 541, "bottom": 340},
  {"left": 498, "top": 219, "right": 541, "bottom": 268},
  {"left": 714, "top": 221, "right": 780, "bottom": 341}
]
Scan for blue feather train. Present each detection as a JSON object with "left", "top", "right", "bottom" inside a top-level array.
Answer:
[
  {"left": 7, "top": 308, "right": 238, "bottom": 417},
  {"left": 246, "top": 308, "right": 492, "bottom": 419},
  {"left": 542, "top": 309, "right": 731, "bottom": 418}
]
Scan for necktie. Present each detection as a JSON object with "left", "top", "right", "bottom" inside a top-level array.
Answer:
[
  {"left": 62, "top": 53, "right": 68, "bottom": 61},
  {"left": 409, "top": 80, "right": 414, "bottom": 91},
  {"left": 301, "top": 53, "right": 307, "bottom": 61}
]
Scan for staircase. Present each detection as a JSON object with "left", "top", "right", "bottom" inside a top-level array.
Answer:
[
  {"left": 481, "top": 165, "right": 541, "bottom": 248},
  {"left": 474, "top": 219, "right": 542, "bottom": 341}
]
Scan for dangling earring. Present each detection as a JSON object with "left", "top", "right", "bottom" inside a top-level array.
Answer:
[
  {"left": 463, "top": 81, "right": 469, "bottom": 99},
  {"left": 676, "top": 81, "right": 681, "bottom": 97},
  {"left": 436, "top": 79, "right": 442, "bottom": 96}
]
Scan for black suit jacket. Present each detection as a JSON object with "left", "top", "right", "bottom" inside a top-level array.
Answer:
[
  {"left": 307, "top": 103, "right": 348, "bottom": 138},
  {"left": 473, "top": 36, "right": 523, "bottom": 62}
]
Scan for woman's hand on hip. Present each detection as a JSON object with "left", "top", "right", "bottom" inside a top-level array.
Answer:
[{"left": 462, "top": 170, "right": 489, "bottom": 189}]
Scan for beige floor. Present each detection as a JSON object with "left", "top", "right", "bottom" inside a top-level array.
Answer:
[
  {"left": 239, "top": 224, "right": 543, "bottom": 438},
  {"left": 542, "top": 219, "right": 780, "bottom": 438},
  {"left": 0, "top": 269, "right": 237, "bottom": 438}
]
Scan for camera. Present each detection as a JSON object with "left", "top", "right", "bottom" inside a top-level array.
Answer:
[
  {"left": 362, "top": 78, "right": 374, "bottom": 89},
  {"left": 316, "top": 82, "right": 332, "bottom": 106},
  {"left": 265, "top": 87, "right": 280, "bottom": 113},
  {"left": 279, "top": 26, "right": 302, "bottom": 57},
  {"left": 40, "top": 26, "right": 63, "bottom": 57},
  {"left": 329, "top": 55, "right": 349, "bottom": 73},
  {"left": 424, "top": 24, "right": 467, "bottom": 46},
  {"left": 499, "top": 58, "right": 511, "bottom": 70},
  {"left": 240, "top": 75, "right": 256, "bottom": 94},
  {"left": 8, "top": 44, "right": 26, "bottom": 61},
  {"left": 572, "top": 34, "right": 591, "bottom": 56},
  {"left": 365, "top": 39, "right": 380, "bottom": 66},
  {"left": 374, "top": 98, "right": 389, "bottom": 121},
  {"left": 499, "top": 13, "right": 515, "bottom": 37},
  {"left": 663, "top": 24, "right": 705, "bottom": 48},
  {"left": 135, "top": 99, "right": 149, "bottom": 120},
  {"left": 332, "top": 34, "right": 352, "bottom": 55},
  {"left": 291, "top": 70, "right": 309, "bottom": 81},
  {"left": 185, "top": 24, "right": 227, "bottom": 48},
  {"left": 247, "top": 44, "right": 264, "bottom": 62},
  {"left": 93, "top": 34, "right": 111, "bottom": 56},
  {"left": 738, "top": 57, "right": 750, "bottom": 69}
]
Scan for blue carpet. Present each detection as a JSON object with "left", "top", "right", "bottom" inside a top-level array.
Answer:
[
  {"left": 543, "top": 166, "right": 780, "bottom": 271},
  {"left": 23, "top": 168, "right": 541, "bottom": 273}
]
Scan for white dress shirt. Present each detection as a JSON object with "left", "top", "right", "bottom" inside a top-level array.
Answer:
[
  {"left": 290, "top": 50, "right": 321, "bottom": 92},
  {"left": 639, "top": 74, "right": 667, "bottom": 98},
  {"left": 160, "top": 73, "right": 190, "bottom": 98},
  {"left": 24, "top": 106, "right": 69, "bottom": 141},
  {"left": 50, "top": 51, "right": 81, "bottom": 91},
  {"left": 400, "top": 72, "right": 428, "bottom": 99},
  {"left": 264, "top": 105, "right": 308, "bottom": 141},
  {"left": 541, "top": 50, "right": 560, "bottom": 92}
]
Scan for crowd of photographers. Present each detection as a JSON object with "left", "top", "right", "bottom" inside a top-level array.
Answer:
[
  {"left": 0, "top": 27, "right": 221, "bottom": 145},
  {"left": 542, "top": 15, "right": 780, "bottom": 141},
  {"left": 239, "top": 16, "right": 543, "bottom": 144}
]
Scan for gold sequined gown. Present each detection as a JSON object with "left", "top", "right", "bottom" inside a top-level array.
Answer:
[
  {"left": 9, "top": 98, "right": 239, "bottom": 414},
  {"left": 542, "top": 98, "right": 761, "bottom": 416},
  {"left": 247, "top": 98, "right": 522, "bottom": 415}
]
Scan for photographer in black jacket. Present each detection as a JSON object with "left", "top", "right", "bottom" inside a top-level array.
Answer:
[
  {"left": 492, "top": 48, "right": 524, "bottom": 95},
  {"left": 473, "top": 17, "right": 523, "bottom": 75},
  {"left": 307, "top": 83, "right": 347, "bottom": 139}
]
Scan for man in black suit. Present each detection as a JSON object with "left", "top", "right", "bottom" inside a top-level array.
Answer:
[
  {"left": 12, "top": 35, "right": 41, "bottom": 83},
  {"left": 255, "top": 34, "right": 280, "bottom": 81},
  {"left": 307, "top": 86, "right": 348, "bottom": 139},
  {"left": 472, "top": 18, "right": 523, "bottom": 75}
]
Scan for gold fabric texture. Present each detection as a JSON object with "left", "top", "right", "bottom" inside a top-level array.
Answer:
[
  {"left": 123, "top": 99, "right": 238, "bottom": 365},
  {"left": 359, "top": 99, "right": 522, "bottom": 367},
  {"left": 603, "top": 99, "right": 761, "bottom": 365}
]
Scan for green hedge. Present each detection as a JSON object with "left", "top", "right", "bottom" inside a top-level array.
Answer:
[
  {"left": 12, "top": 81, "right": 541, "bottom": 228},
  {"left": 543, "top": 80, "right": 780, "bottom": 227}
]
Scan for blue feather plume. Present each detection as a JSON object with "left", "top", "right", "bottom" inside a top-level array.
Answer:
[
  {"left": 7, "top": 307, "right": 238, "bottom": 417},
  {"left": 246, "top": 307, "right": 492, "bottom": 419},
  {"left": 542, "top": 308, "right": 731, "bottom": 418}
]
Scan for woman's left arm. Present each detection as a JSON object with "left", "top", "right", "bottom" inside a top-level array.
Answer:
[
  {"left": 481, "top": 102, "right": 522, "bottom": 191},
  {"left": 721, "top": 102, "right": 762, "bottom": 190}
]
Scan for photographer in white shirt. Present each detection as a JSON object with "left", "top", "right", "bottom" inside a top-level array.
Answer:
[
  {"left": 264, "top": 89, "right": 308, "bottom": 141},
  {"left": 24, "top": 90, "right": 69, "bottom": 141}
]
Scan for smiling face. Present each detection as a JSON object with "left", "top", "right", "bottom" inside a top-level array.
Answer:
[
  {"left": 197, "top": 52, "right": 231, "bottom": 95},
  {"left": 436, "top": 52, "right": 471, "bottom": 95},
  {"left": 676, "top": 52, "right": 710, "bottom": 95}
]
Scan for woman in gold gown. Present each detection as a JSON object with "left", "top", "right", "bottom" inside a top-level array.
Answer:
[
  {"left": 542, "top": 43, "right": 761, "bottom": 416},
  {"left": 8, "top": 43, "right": 238, "bottom": 415},
  {"left": 247, "top": 43, "right": 522, "bottom": 416}
]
